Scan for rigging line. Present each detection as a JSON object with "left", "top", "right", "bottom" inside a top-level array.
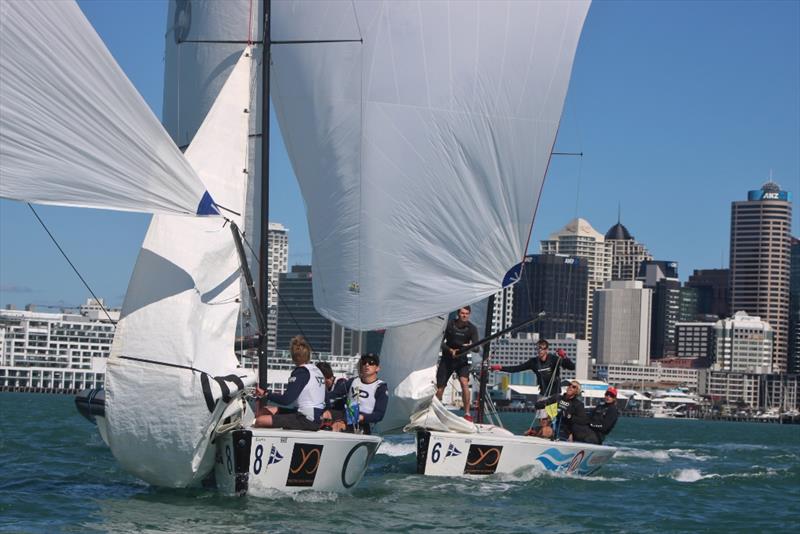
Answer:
[
  {"left": 271, "top": 39, "right": 363, "bottom": 45},
  {"left": 177, "top": 39, "right": 263, "bottom": 44},
  {"left": 26, "top": 204, "right": 116, "bottom": 325},
  {"left": 247, "top": 0, "right": 254, "bottom": 45},
  {"left": 237, "top": 230, "right": 315, "bottom": 353}
]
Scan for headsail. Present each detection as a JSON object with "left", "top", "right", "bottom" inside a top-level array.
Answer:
[
  {"left": 0, "top": 0, "right": 216, "bottom": 216},
  {"left": 270, "top": 0, "right": 591, "bottom": 330},
  {"left": 104, "top": 48, "right": 255, "bottom": 487}
]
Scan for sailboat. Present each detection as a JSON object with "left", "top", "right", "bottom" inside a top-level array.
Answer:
[
  {"left": 1, "top": 0, "right": 379, "bottom": 496},
  {"left": 264, "top": 0, "right": 617, "bottom": 477}
]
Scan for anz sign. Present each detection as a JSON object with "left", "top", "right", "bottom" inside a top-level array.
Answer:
[{"left": 748, "top": 190, "right": 790, "bottom": 201}]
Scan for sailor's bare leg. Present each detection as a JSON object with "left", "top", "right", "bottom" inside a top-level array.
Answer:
[
  {"left": 459, "top": 376, "right": 471, "bottom": 416},
  {"left": 435, "top": 386, "right": 445, "bottom": 400}
]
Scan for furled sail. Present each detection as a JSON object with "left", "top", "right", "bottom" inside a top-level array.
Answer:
[
  {"left": 270, "top": 0, "right": 591, "bottom": 330},
  {"left": 0, "top": 0, "right": 216, "bottom": 216},
  {"left": 104, "top": 48, "right": 255, "bottom": 488}
]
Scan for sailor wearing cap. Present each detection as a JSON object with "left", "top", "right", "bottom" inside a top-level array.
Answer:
[
  {"left": 328, "top": 353, "right": 388, "bottom": 435},
  {"left": 587, "top": 386, "right": 619, "bottom": 444}
]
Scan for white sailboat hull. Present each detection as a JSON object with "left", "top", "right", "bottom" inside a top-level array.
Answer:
[
  {"left": 214, "top": 429, "right": 382, "bottom": 496},
  {"left": 416, "top": 428, "right": 616, "bottom": 477}
]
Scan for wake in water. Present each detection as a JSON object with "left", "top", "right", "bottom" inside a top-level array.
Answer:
[{"left": 615, "top": 447, "right": 711, "bottom": 462}]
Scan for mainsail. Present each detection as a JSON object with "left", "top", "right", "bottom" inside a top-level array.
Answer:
[
  {"left": 271, "top": 0, "right": 591, "bottom": 330},
  {"left": 0, "top": 0, "right": 216, "bottom": 216},
  {"left": 104, "top": 48, "right": 256, "bottom": 487}
]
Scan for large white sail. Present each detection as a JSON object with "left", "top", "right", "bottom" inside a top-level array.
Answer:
[
  {"left": 0, "top": 0, "right": 215, "bottom": 215},
  {"left": 270, "top": 0, "right": 591, "bottom": 330},
  {"left": 104, "top": 49, "right": 255, "bottom": 488}
]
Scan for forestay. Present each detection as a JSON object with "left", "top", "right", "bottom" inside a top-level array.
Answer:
[
  {"left": 270, "top": 0, "right": 591, "bottom": 330},
  {"left": 104, "top": 49, "right": 256, "bottom": 488},
  {"left": 0, "top": 0, "right": 215, "bottom": 215}
]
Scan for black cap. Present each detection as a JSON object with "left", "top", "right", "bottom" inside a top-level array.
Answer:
[{"left": 360, "top": 353, "right": 380, "bottom": 365}]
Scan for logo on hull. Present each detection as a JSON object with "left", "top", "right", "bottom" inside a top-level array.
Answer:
[
  {"left": 286, "top": 443, "right": 323, "bottom": 487},
  {"left": 464, "top": 445, "right": 503, "bottom": 475}
]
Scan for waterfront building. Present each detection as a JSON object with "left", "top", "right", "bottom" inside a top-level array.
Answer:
[
  {"left": 594, "top": 362, "right": 699, "bottom": 392},
  {"left": 264, "top": 223, "right": 289, "bottom": 351},
  {"left": 511, "top": 254, "right": 588, "bottom": 341},
  {"left": 713, "top": 311, "right": 774, "bottom": 374},
  {"left": 489, "top": 286, "right": 515, "bottom": 338},
  {"left": 730, "top": 181, "right": 792, "bottom": 372},
  {"left": 789, "top": 236, "right": 800, "bottom": 373},
  {"left": 675, "top": 321, "right": 716, "bottom": 363},
  {"left": 540, "top": 218, "right": 612, "bottom": 343},
  {"left": 592, "top": 280, "right": 652, "bottom": 365},
  {"left": 686, "top": 268, "right": 730, "bottom": 319},
  {"left": 605, "top": 220, "right": 653, "bottom": 281},
  {"left": 637, "top": 261, "right": 681, "bottom": 359},
  {"left": 698, "top": 370, "right": 799, "bottom": 410},
  {"left": 0, "top": 299, "right": 118, "bottom": 392}
]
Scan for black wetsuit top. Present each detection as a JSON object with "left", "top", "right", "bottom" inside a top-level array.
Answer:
[
  {"left": 499, "top": 353, "right": 575, "bottom": 397},
  {"left": 440, "top": 319, "right": 479, "bottom": 356},
  {"left": 536, "top": 393, "right": 592, "bottom": 442},
  {"left": 588, "top": 402, "right": 619, "bottom": 443}
]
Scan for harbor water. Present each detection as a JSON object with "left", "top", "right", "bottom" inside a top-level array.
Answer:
[{"left": 1, "top": 393, "right": 798, "bottom": 533}]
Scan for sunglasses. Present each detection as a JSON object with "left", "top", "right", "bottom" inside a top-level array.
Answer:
[{"left": 360, "top": 360, "right": 378, "bottom": 366}]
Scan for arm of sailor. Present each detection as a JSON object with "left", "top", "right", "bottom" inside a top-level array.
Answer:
[
  {"left": 501, "top": 358, "right": 535, "bottom": 374},
  {"left": 534, "top": 393, "right": 559, "bottom": 409},
  {"left": 266, "top": 367, "right": 310, "bottom": 406},
  {"left": 360, "top": 383, "right": 389, "bottom": 424}
]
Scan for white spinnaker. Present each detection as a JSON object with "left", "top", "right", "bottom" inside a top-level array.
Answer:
[
  {"left": 104, "top": 49, "right": 255, "bottom": 488},
  {"left": 0, "top": 0, "right": 214, "bottom": 215},
  {"left": 378, "top": 316, "right": 446, "bottom": 433},
  {"left": 271, "top": 0, "right": 591, "bottom": 330}
]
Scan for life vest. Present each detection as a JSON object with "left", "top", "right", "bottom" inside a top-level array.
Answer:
[
  {"left": 294, "top": 363, "right": 325, "bottom": 420},
  {"left": 348, "top": 377, "right": 385, "bottom": 415}
]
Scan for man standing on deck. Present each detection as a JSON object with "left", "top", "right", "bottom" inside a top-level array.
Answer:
[
  {"left": 490, "top": 339, "right": 575, "bottom": 397},
  {"left": 435, "top": 306, "right": 480, "bottom": 422}
]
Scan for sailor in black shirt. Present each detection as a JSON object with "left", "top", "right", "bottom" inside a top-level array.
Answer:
[
  {"left": 490, "top": 338, "right": 574, "bottom": 397},
  {"left": 435, "top": 306, "right": 479, "bottom": 421},
  {"left": 586, "top": 387, "right": 619, "bottom": 444}
]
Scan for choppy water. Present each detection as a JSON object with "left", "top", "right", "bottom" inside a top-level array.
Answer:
[{"left": 1, "top": 393, "right": 798, "bottom": 533}]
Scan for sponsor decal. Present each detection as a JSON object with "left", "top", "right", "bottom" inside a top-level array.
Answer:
[
  {"left": 268, "top": 445, "right": 283, "bottom": 465},
  {"left": 567, "top": 450, "right": 585, "bottom": 473},
  {"left": 536, "top": 447, "right": 597, "bottom": 475},
  {"left": 464, "top": 445, "right": 502, "bottom": 475},
  {"left": 286, "top": 443, "right": 323, "bottom": 487},
  {"left": 341, "top": 442, "right": 377, "bottom": 489},
  {"left": 446, "top": 443, "right": 462, "bottom": 458}
]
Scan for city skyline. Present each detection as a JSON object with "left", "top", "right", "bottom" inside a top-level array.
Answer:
[{"left": 1, "top": 0, "right": 798, "bottom": 310}]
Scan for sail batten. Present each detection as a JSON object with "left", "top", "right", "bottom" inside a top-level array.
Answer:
[
  {"left": 271, "top": 0, "right": 591, "bottom": 330},
  {"left": 0, "top": 0, "right": 214, "bottom": 216}
]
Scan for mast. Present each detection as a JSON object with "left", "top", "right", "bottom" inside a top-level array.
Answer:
[{"left": 257, "top": 0, "right": 272, "bottom": 389}]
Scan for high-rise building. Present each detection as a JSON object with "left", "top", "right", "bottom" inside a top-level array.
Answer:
[
  {"left": 512, "top": 254, "right": 588, "bottom": 341},
  {"left": 605, "top": 220, "right": 653, "bottom": 281},
  {"left": 637, "top": 261, "right": 681, "bottom": 359},
  {"left": 729, "top": 181, "right": 792, "bottom": 372},
  {"left": 679, "top": 286, "right": 700, "bottom": 321},
  {"left": 592, "top": 280, "right": 652, "bottom": 365},
  {"left": 540, "top": 218, "right": 612, "bottom": 342},
  {"left": 686, "top": 269, "right": 730, "bottom": 319},
  {"left": 789, "top": 236, "right": 800, "bottom": 373},
  {"left": 276, "top": 265, "right": 331, "bottom": 353},
  {"left": 267, "top": 223, "right": 289, "bottom": 308},
  {"left": 674, "top": 321, "right": 716, "bottom": 363},
  {"left": 489, "top": 287, "right": 514, "bottom": 337},
  {"left": 713, "top": 311, "right": 774, "bottom": 374}
]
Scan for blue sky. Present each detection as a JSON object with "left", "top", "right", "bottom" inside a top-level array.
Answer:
[{"left": 1, "top": 0, "right": 798, "bottom": 310}]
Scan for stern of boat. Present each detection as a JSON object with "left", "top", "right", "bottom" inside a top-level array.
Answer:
[{"left": 215, "top": 428, "right": 382, "bottom": 496}]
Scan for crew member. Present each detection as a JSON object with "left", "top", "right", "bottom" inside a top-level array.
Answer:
[
  {"left": 586, "top": 386, "right": 619, "bottom": 444},
  {"left": 534, "top": 380, "right": 592, "bottom": 442},
  {"left": 328, "top": 353, "right": 388, "bottom": 435},
  {"left": 253, "top": 336, "right": 325, "bottom": 431},
  {"left": 436, "top": 306, "right": 479, "bottom": 421}
]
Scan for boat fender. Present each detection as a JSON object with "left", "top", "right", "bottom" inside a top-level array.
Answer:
[{"left": 201, "top": 373, "right": 246, "bottom": 412}]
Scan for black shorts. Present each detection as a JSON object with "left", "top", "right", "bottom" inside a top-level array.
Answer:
[
  {"left": 436, "top": 354, "right": 470, "bottom": 387},
  {"left": 270, "top": 412, "right": 319, "bottom": 431}
]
